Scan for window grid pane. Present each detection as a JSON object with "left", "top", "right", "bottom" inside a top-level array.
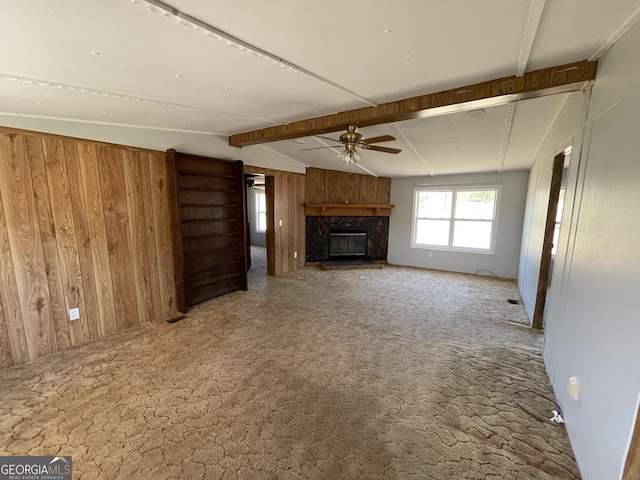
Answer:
[
  {"left": 454, "top": 190, "right": 496, "bottom": 220},
  {"left": 416, "top": 219, "right": 450, "bottom": 246},
  {"left": 417, "top": 191, "right": 452, "bottom": 219},
  {"left": 255, "top": 191, "right": 267, "bottom": 233},
  {"left": 452, "top": 220, "right": 492, "bottom": 249}
]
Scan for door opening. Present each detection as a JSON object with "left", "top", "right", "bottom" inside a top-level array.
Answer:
[{"left": 532, "top": 151, "right": 566, "bottom": 329}]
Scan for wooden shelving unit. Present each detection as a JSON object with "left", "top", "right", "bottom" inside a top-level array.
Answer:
[{"left": 304, "top": 203, "right": 393, "bottom": 217}]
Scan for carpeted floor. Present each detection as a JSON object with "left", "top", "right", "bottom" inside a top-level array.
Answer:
[{"left": 0, "top": 247, "right": 579, "bottom": 479}]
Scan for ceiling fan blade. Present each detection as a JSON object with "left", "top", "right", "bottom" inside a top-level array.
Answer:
[
  {"left": 365, "top": 145, "right": 402, "bottom": 154},
  {"left": 300, "top": 145, "right": 341, "bottom": 151},
  {"left": 362, "top": 135, "right": 396, "bottom": 144}
]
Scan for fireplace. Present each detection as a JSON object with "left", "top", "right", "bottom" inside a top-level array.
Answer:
[
  {"left": 329, "top": 230, "right": 367, "bottom": 259},
  {"left": 305, "top": 216, "right": 389, "bottom": 263}
]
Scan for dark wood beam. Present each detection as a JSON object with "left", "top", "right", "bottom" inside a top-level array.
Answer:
[{"left": 229, "top": 60, "right": 597, "bottom": 148}]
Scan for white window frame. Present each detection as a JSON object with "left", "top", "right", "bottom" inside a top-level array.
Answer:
[
  {"left": 255, "top": 190, "right": 267, "bottom": 233},
  {"left": 411, "top": 185, "right": 500, "bottom": 255}
]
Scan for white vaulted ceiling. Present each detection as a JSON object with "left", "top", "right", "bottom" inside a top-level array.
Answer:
[{"left": 1, "top": 0, "right": 639, "bottom": 177}]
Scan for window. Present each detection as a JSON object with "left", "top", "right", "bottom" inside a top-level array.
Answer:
[
  {"left": 255, "top": 190, "right": 267, "bottom": 233},
  {"left": 412, "top": 186, "right": 499, "bottom": 253}
]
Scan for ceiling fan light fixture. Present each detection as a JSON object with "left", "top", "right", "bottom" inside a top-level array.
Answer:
[{"left": 338, "top": 148, "right": 360, "bottom": 165}]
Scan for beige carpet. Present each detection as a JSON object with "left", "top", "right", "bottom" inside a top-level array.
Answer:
[{"left": 0, "top": 247, "right": 579, "bottom": 479}]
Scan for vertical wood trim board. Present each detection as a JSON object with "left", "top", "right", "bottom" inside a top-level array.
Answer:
[
  {"left": 624, "top": 403, "right": 640, "bottom": 479},
  {"left": 140, "top": 152, "right": 163, "bottom": 319},
  {"left": 0, "top": 130, "right": 176, "bottom": 369},
  {"left": 150, "top": 152, "right": 176, "bottom": 315},
  {"left": 532, "top": 152, "right": 565, "bottom": 329},
  {"left": 165, "top": 149, "right": 185, "bottom": 313}
]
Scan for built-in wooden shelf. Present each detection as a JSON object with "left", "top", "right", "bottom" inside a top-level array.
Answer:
[{"left": 305, "top": 203, "right": 393, "bottom": 217}]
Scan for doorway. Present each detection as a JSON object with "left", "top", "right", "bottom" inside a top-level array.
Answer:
[
  {"left": 245, "top": 172, "right": 273, "bottom": 281},
  {"left": 532, "top": 150, "right": 569, "bottom": 329}
]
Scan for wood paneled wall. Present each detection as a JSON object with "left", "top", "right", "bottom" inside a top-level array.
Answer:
[
  {"left": 305, "top": 167, "right": 391, "bottom": 204},
  {"left": 244, "top": 166, "right": 305, "bottom": 275},
  {"left": 0, "top": 127, "right": 175, "bottom": 369}
]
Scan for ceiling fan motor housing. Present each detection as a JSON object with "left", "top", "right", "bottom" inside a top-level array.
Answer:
[{"left": 339, "top": 124, "right": 363, "bottom": 149}]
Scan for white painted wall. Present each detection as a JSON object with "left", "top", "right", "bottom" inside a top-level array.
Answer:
[
  {"left": 534, "top": 22, "right": 640, "bottom": 480},
  {"left": 517, "top": 92, "right": 586, "bottom": 319},
  {"left": 388, "top": 171, "right": 528, "bottom": 279}
]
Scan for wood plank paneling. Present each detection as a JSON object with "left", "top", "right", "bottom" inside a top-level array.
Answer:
[
  {"left": 98, "top": 147, "right": 139, "bottom": 330},
  {"left": 0, "top": 133, "right": 54, "bottom": 360},
  {"left": 77, "top": 143, "right": 117, "bottom": 336},
  {"left": 25, "top": 136, "right": 71, "bottom": 351},
  {"left": 123, "top": 150, "right": 154, "bottom": 323},
  {"left": 0, "top": 127, "right": 176, "bottom": 370},
  {"left": 65, "top": 141, "right": 99, "bottom": 340},
  {"left": 42, "top": 138, "right": 89, "bottom": 346},
  {"left": 305, "top": 167, "right": 391, "bottom": 205},
  {"left": 0, "top": 293, "right": 12, "bottom": 369},
  {"left": 0, "top": 186, "right": 29, "bottom": 365},
  {"left": 140, "top": 152, "right": 162, "bottom": 319}
]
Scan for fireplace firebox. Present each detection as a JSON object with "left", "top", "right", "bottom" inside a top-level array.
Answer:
[{"left": 329, "top": 230, "right": 367, "bottom": 259}]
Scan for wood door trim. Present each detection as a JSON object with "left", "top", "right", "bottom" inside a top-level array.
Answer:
[
  {"left": 166, "top": 149, "right": 186, "bottom": 313},
  {"left": 623, "top": 404, "right": 640, "bottom": 479},
  {"left": 532, "top": 152, "right": 565, "bottom": 329},
  {"left": 265, "top": 176, "right": 276, "bottom": 276}
]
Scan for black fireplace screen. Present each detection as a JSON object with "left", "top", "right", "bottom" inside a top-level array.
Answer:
[{"left": 329, "top": 231, "right": 367, "bottom": 258}]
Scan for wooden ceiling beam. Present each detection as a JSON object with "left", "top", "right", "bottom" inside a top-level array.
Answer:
[{"left": 229, "top": 60, "right": 597, "bottom": 148}]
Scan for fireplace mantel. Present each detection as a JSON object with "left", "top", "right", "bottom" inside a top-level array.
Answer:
[{"left": 305, "top": 203, "right": 393, "bottom": 217}]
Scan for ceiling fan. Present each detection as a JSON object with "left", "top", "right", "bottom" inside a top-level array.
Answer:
[{"left": 301, "top": 124, "right": 401, "bottom": 167}]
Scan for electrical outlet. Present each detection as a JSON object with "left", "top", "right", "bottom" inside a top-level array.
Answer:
[
  {"left": 568, "top": 376, "right": 580, "bottom": 401},
  {"left": 294, "top": 251, "right": 298, "bottom": 258},
  {"left": 69, "top": 308, "right": 80, "bottom": 321},
  {"left": 279, "top": 219, "right": 283, "bottom": 226},
  {"left": 429, "top": 251, "right": 433, "bottom": 258}
]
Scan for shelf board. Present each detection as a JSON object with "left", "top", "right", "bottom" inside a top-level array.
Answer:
[{"left": 305, "top": 203, "right": 393, "bottom": 217}]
